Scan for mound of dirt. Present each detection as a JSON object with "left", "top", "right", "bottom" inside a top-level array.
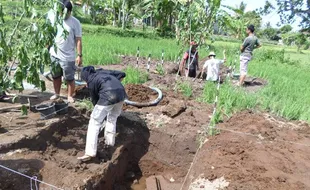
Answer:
[
  {"left": 184, "top": 110, "right": 310, "bottom": 190},
  {"left": 125, "top": 84, "right": 158, "bottom": 103}
]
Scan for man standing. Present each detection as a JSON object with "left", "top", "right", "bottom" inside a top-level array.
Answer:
[
  {"left": 49, "top": 0, "right": 82, "bottom": 103},
  {"left": 239, "top": 25, "right": 261, "bottom": 86},
  {"left": 201, "top": 51, "right": 226, "bottom": 82},
  {"left": 180, "top": 42, "right": 199, "bottom": 78},
  {"left": 77, "top": 66, "right": 127, "bottom": 161}
]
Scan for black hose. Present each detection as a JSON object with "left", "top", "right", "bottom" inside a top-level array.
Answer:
[{"left": 124, "top": 86, "right": 163, "bottom": 107}]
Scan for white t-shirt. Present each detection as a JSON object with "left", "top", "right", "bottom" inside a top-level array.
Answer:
[
  {"left": 203, "top": 59, "right": 224, "bottom": 81},
  {"left": 49, "top": 14, "right": 82, "bottom": 62}
]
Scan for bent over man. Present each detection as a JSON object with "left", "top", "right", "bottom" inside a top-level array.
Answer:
[
  {"left": 201, "top": 51, "right": 226, "bottom": 82},
  {"left": 78, "top": 66, "right": 127, "bottom": 161}
]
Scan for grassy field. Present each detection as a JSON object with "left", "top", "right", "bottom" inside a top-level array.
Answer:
[{"left": 81, "top": 29, "right": 310, "bottom": 122}]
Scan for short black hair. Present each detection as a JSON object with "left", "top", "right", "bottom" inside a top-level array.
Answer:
[
  {"left": 61, "top": 0, "right": 73, "bottom": 12},
  {"left": 247, "top": 25, "right": 255, "bottom": 33}
]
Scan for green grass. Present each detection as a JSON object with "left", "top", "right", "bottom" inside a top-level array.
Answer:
[
  {"left": 201, "top": 81, "right": 257, "bottom": 122},
  {"left": 82, "top": 32, "right": 184, "bottom": 65},
  {"left": 81, "top": 31, "right": 310, "bottom": 122},
  {"left": 155, "top": 64, "right": 165, "bottom": 75},
  {"left": 122, "top": 66, "right": 149, "bottom": 85},
  {"left": 75, "top": 98, "right": 94, "bottom": 111},
  {"left": 200, "top": 46, "right": 310, "bottom": 123},
  {"left": 176, "top": 81, "right": 193, "bottom": 97}
]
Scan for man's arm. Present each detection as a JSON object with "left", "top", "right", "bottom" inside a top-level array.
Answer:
[
  {"left": 179, "top": 52, "right": 188, "bottom": 76},
  {"left": 255, "top": 40, "right": 262, "bottom": 49},
  {"left": 201, "top": 62, "right": 207, "bottom": 79},
  {"left": 222, "top": 50, "right": 227, "bottom": 63},
  {"left": 240, "top": 45, "right": 245, "bottom": 52},
  {"left": 240, "top": 38, "right": 248, "bottom": 53},
  {"left": 76, "top": 37, "right": 82, "bottom": 66}
]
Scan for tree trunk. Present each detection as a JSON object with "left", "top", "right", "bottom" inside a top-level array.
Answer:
[
  {"left": 150, "top": 13, "right": 153, "bottom": 27},
  {"left": 112, "top": 0, "right": 116, "bottom": 26},
  {"left": 122, "top": 0, "right": 126, "bottom": 30},
  {"left": 118, "top": 8, "right": 121, "bottom": 24}
]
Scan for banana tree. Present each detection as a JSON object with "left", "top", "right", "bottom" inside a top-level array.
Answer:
[
  {"left": 140, "top": 0, "right": 179, "bottom": 33},
  {"left": 0, "top": 0, "right": 65, "bottom": 96},
  {"left": 176, "top": 0, "right": 222, "bottom": 48},
  {"left": 221, "top": 1, "right": 262, "bottom": 39}
]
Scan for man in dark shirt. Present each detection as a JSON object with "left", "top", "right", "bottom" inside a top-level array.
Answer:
[
  {"left": 180, "top": 41, "right": 199, "bottom": 78},
  {"left": 239, "top": 25, "right": 261, "bottom": 86},
  {"left": 77, "top": 66, "right": 126, "bottom": 161}
]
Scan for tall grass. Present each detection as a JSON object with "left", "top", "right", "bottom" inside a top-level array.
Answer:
[
  {"left": 83, "top": 33, "right": 182, "bottom": 65},
  {"left": 250, "top": 49, "right": 310, "bottom": 121},
  {"left": 122, "top": 66, "right": 149, "bottom": 85},
  {"left": 83, "top": 31, "right": 310, "bottom": 122},
  {"left": 200, "top": 47, "right": 310, "bottom": 122},
  {"left": 201, "top": 81, "right": 257, "bottom": 122},
  {"left": 176, "top": 81, "right": 193, "bottom": 97}
]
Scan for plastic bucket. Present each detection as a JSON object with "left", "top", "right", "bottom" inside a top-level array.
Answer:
[
  {"left": 55, "top": 101, "right": 68, "bottom": 115},
  {"left": 35, "top": 103, "right": 55, "bottom": 120}
]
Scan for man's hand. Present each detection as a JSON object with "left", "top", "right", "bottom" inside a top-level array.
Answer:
[{"left": 76, "top": 56, "right": 82, "bottom": 66}]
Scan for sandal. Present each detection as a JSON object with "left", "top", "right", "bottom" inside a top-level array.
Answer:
[{"left": 50, "top": 94, "right": 60, "bottom": 100}]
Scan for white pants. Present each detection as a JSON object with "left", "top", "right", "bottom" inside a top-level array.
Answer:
[
  {"left": 85, "top": 101, "right": 123, "bottom": 157},
  {"left": 240, "top": 55, "right": 251, "bottom": 75}
]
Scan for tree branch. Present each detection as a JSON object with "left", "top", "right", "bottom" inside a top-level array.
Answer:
[{"left": 8, "top": 11, "right": 25, "bottom": 45}]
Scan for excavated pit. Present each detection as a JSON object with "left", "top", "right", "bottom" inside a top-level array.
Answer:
[{"left": 0, "top": 107, "right": 150, "bottom": 190}]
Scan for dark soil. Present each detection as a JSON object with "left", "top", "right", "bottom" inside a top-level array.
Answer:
[
  {"left": 125, "top": 84, "right": 158, "bottom": 103},
  {"left": 184, "top": 110, "right": 310, "bottom": 190},
  {"left": 0, "top": 108, "right": 150, "bottom": 190}
]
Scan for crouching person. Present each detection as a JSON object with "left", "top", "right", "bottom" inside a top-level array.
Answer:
[{"left": 78, "top": 66, "right": 127, "bottom": 161}]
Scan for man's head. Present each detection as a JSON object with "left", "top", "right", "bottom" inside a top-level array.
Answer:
[
  {"left": 190, "top": 41, "right": 198, "bottom": 52},
  {"left": 208, "top": 51, "right": 216, "bottom": 59},
  {"left": 246, "top": 25, "right": 255, "bottom": 34},
  {"left": 81, "top": 66, "right": 95, "bottom": 82},
  {"left": 60, "top": 0, "right": 73, "bottom": 19}
]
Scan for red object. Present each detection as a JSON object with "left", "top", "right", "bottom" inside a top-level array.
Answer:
[{"left": 190, "top": 41, "right": 197, "bottom": 46}]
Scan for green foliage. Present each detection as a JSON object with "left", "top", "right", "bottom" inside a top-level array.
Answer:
[
  {"left": 201, "top": 82, "right": 257, "bottom": 123},
  {"left": 261, "top": 27, "right": 280, "bottom": 41},
  {"left": 76, "top": 98, "right": 94, "bottom": 111},
  {"left": 0, "top": 0, "right": 65, "bottom": 94},
  {"left": 221, "top": 2, "right": 262, "bottom": 39},
  {"left": 122, "top": 66, "right": 149, "bottom": 85},
  {"left": 263, "top": 0, "right": 310, "bottom": 30},
  {"left": 155, "top": 64, "right": 165, "bottom": 75},
  {"left": 200, "top": 43, "right": 310, "bottom": 123},
  {"left": 176, "top": 0, "right": 222, "bottom": 47},
  {"left": 176, "top": 81, "right": 192, "bottom": 97},
  {"left": 82, "top": 24, "right": 159, "bottom": 38},
  {"left": 82, "top": 33, "right": 186, "bottom": 65},
  {"left": 21, "top": 104, "right": 28, "bottom": 115},
  {"left": 279, "top": 25, "right": 293, "bottom": 34}
]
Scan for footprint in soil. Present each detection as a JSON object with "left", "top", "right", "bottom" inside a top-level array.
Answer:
[{"left": 58, "top": 160, "right": 89, "bottom": 172}]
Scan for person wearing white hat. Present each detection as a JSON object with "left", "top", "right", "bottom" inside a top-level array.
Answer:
[{"left": 201, "top": 50, "right": 226, "bottom": 81}]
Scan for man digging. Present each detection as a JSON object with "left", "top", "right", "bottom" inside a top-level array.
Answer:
[
  {"left": 239, "top": 25, "right": 261, "bottom": 86},
  {"left": 180, "top": 41, "right": 199, "bottom": 78},
  {"left": 77, "top": 66, "right": 126, "bottom": 162},
  {"left": 201, "top": 50, "right": 226, "bottom": 82}
]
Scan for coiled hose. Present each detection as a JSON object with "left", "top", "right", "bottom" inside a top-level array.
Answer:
[{"left": 124, "top": 87, "right": 163, "bottom": 107}]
